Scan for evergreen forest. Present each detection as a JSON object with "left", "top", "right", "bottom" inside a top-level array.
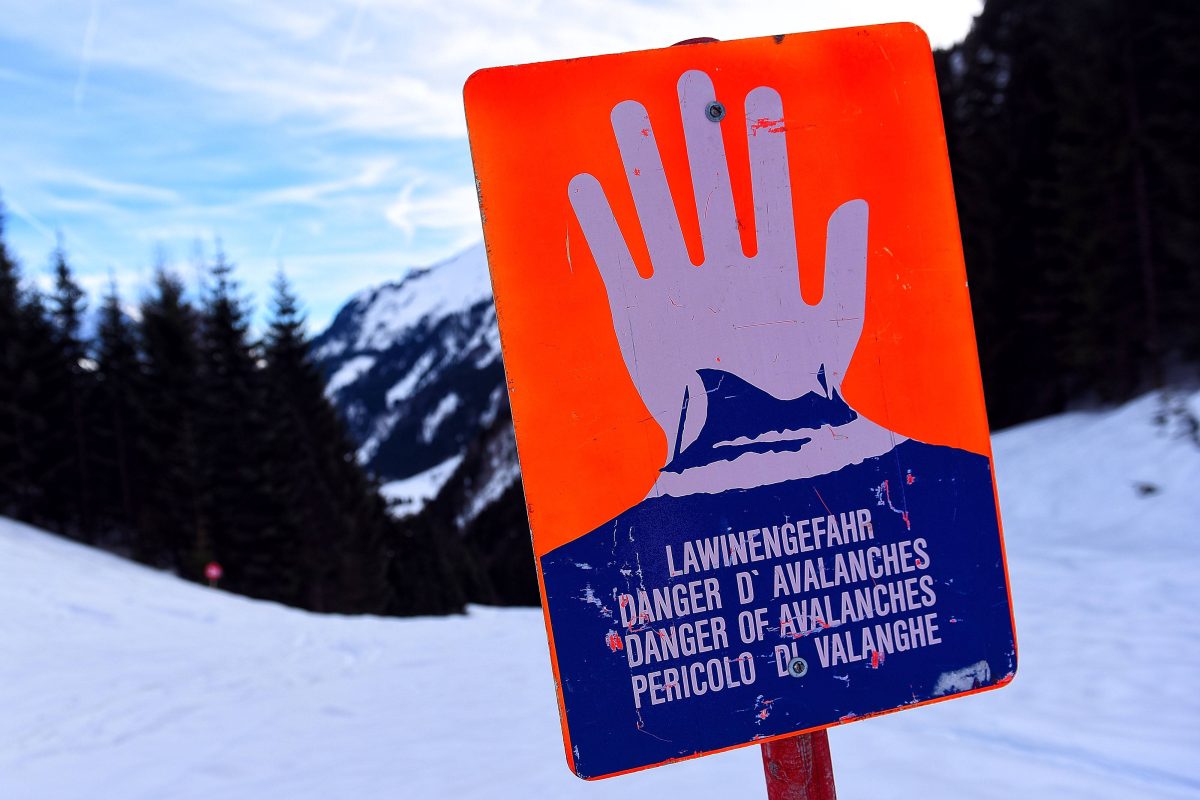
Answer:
[{"left": 0, "top": 232, "right": 467, "bottom": 615}]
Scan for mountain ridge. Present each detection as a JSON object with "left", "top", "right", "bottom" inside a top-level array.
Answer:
[{"left": 313, "top": 243, "right": 513, "bottom": 516}]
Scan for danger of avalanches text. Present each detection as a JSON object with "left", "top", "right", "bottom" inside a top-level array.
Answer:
[{"left": 613, "top": 506, "right": 943, "bottom": 710}]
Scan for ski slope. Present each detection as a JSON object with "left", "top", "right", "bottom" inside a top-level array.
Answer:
[{"left": 2, "top": 391, "right": 1198, "bottom": 799}]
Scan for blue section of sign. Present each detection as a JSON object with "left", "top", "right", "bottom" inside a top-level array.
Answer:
[{"left": 541, "top": 440, "right": 1015, "bottom": 779}]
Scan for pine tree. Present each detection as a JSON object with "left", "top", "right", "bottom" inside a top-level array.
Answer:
[
  {"left": 12, "top": 289, "right": 63, "bottom": 526},
  {"left": 0, "top": 199, "right": 30, "bottom": 517},
  {"left": 194, "top": 246, "right": 277, "bottom": 599},
  {"left": 138, "top": 267, "right": 206, "bottom": 570},
  {"left": 419, "top": 404, "right": 535, "bottom": 607},
  {"left": 937, "top": 0, "right": 1069, "bottom": 426},
  {"left": 91, "top": 278, "right": 145, "bottom": 550},
  {"left": 261, "top": 271, "right": 467, "bottom": 614},
  {"left": 0, "top": 207, "right": 68, "bottom": 529},
  {"left": 1150, "top": 3, "right": 1200, "bottom": 362},
  {"left": 260, "top": 270, "right": 395, "bottom": 613},
  {"left": 43, "top": 241, "right": 95, "bottom": 539},
  {"left": 938, "top": 0, "right": 1200, "bottom": 422}
]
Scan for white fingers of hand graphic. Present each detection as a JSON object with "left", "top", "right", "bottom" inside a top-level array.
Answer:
[{"left": 569, "top": 69, "right": 869, "bottom": 467}]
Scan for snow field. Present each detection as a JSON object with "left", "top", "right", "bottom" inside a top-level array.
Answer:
[{"left": 1, "top": 390, "right": 1198, "bottom": 799}]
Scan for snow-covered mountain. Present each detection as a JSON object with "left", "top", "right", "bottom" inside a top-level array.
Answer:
[
  {"left": 3, "top": 390, "right": 1198, "bottom": 798},
  {"left": 312, "top": 244, "right": 510, "bottom": 516}
]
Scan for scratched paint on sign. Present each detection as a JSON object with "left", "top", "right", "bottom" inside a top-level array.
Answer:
[{"left": 464, "top": 24, "right": 1017, "bottom": 780}]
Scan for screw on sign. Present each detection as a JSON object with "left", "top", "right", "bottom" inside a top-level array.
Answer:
[
  {"left": 464, "top": 23, "right": 1017, "bottom": 793},
  {"left": 204, "top": 561, "right": 223, "bottom": 587}
]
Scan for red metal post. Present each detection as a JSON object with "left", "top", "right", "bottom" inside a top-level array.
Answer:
[{"left": 761, "top": 730, "right": 837, "bottom": 800}]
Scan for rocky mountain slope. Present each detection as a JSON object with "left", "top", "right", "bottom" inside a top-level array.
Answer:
[{"left": 312, "top": 244, "right": 513, "bottom": 517}]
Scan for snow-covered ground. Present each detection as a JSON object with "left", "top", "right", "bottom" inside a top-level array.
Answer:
[{"left": 2, "top": 390, "right": 1198, "bottom": 799}]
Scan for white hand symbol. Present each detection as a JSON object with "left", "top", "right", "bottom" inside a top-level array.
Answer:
[{"left": 570, "top": 70, "right": 900, "bottom": 494}]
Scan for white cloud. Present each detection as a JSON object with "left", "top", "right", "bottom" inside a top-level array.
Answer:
[
  {"left": 245, "top": 158, "right": 397, "bottom": 207},
  {"left": 43, "top": 169, "right": 180, "bottom": 204},
  {"left": 385, "top": 182, "right": 480, "bottom": 240},
  {"left": 0, "top": 0, "right": 981, "bottom": 329},
  {"left": 3, "top": 196, "right": 56, "bottom": 245},
  {"left": 2, "top": 1, "right": 981, "bottom": 139},
  {"left": 72, "top": 0, "right": 101, "bottom": 110}
]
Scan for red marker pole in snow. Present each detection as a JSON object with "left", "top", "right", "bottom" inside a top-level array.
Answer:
[
  {"left": 761, "top": 730, "right": 837, "bottom": 800},
  {"left": 204, "top": 561, "right": 223, "bottom": 588}
]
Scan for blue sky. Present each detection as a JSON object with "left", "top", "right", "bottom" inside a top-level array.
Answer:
[{"left": 0, "top": 1, "right": 980, "bottom": 331}]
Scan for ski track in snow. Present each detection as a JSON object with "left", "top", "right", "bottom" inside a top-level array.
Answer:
[{"left": 1, "top": 390, "right": 1198, "bottom": 799}]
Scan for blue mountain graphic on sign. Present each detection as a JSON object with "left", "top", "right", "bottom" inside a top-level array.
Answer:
[{"left": 664, "top": 366, "right": 858, "bottom": 474}]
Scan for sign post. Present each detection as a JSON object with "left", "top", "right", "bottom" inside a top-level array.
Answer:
[
  {"left": 762, "top": 730, "right": 836, "bottom": 799},
  {"left": 465, "top": 23, "right": 1017, "bottom": 783},
  {"left": 204, "top": 561, "right": 222, "bottom": 588}
]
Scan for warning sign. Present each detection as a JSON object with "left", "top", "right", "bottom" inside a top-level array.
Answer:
[{"left": 464, "top": 23, "right": 1017, "bottom": 780}]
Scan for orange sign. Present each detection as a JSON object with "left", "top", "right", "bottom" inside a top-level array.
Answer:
[{"left": 465, "top": 24, "right": 1016, "bottom": 780}]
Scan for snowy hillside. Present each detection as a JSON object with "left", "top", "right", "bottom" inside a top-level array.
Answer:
[
  {"left": 3, "top": 390, "right": 1199, "bottom": 799},
  {"left": 312, "top": 244, "right": 508, "bottom": 515}
]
